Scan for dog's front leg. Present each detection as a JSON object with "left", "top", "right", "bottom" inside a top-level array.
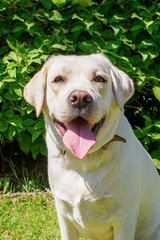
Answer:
[
  {"left": 55, "top": 198, "right": 79, "bottom": 240},
  {"left": 113, "top": 218, "right": 136, "bottom": 240},
  {"left": 58, "top": 216, "right": 79, "bottom": 240}
]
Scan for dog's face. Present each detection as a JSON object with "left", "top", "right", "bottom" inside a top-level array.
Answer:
[{"left": 24, "top": 54, "right": 134, "bottom": 159}]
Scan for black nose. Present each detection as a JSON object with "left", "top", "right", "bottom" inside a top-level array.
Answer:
[{"left": 68, "top": 90, "right": 93, "bottom": 109}]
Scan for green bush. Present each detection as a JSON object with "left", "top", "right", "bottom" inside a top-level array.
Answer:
[{"left": 0, "top": 0, "right": 160, "bottom": 167}]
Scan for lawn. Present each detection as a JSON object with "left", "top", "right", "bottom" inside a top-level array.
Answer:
[
  {"left": 0, "top": 192, "right": 87, "bottom": 240},
  {"left": 0, "top": 170, "right": 87, "bottom": 239},
  {"left": 0, "top": 193, "right": 60, "bottom": 240}
]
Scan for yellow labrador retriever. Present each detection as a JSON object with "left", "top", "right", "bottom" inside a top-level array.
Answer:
[{"left": 24, "top": 54, "right": 160, "bottom": 240}]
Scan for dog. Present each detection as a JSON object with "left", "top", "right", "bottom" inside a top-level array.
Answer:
[{"left": 24, "top": 53, "right": 160, "bottom": 240}]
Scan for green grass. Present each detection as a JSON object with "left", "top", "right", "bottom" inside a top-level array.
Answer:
[
  {"left": 0, "top": 193, "right": 60, "bottom": 240},
  {"left": 0, "top": 166, "right": 87, "bottom": 239},
  {"left": 0, "top": 193, "right": 87, "bottom": 240},
  {"left": 0, "top": 168, "right": 49, "bottom": 194}
]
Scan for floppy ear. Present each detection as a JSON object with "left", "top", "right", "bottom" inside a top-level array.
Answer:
[
  {"left": 109, "top": 65, "right": 134, "bottom": 112},
  {"left": 24, "top": 66, "right": 47, "bottom": 117}
]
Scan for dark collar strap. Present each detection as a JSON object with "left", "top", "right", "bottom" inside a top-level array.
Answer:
[
  {"left": 101, "top": 135, "right": 126, "bottom": 151},
  {"left": 109, "top": 135, "right": 126, "bottom": 144}
]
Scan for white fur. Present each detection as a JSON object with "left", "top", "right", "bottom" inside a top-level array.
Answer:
[{"left": 24, "top": 54, "right": 160, "bottom": 240}]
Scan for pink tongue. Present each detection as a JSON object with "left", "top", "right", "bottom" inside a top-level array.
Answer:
[{"left": 63, "top": 118, "right": 96, "bottom": 159}]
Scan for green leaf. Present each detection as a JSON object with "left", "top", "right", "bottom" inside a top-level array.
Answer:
[
  {"left": 18, "top": 132, "right": 32, "bottom": 154},
  {"left": 5, "top": 92, "right": 19, "bottom": 101},
  {"left": 8, "top": 68, "right": 16, "bottom": 78},
  {"left": 0, "top": 124, "right": 8, "bottom": 132},
  {"left": 8, "top": 51, "right": 17, "bottom": 61},
  {"left": 72, "top": 14, "right": 83, "bottom": 21},
  {"left": 134, "top": 127, "right": 144, "bottom": 138},
  {"left": 0, "top": 3, "right": 6, "bottom": 12},
  {"left": 52, "top": 0, "right": 66, "bottom": 7},
  {"left": 110, "top": 25, "right": 120, "bottom": 35},
  {"left": 32, "top": 129, "right": 44, "bottom": 142},
  {"left": 153, "top": 86, "right": 160, "bottom": 101},
  {"left": 154, "top": 121, "right": 160, "bottom": 128},
  {"left": 78, "top": 42, "right": 97, "bottom": 53},
  {"left": 141, "top": 40, "right": 156, "bottom": 47},
  {"left": 148, "top": 50, "right": 159, "bottom": 59},
  {"left": 4, "top": 110, "right": 14, "bottom": 118},
  {"left": 71, "top": 25, "right": 84, "bottom": 32},
  {"left": 95, "top": 12, "right": 107, "bottom": 24},
  {"left": 50, "top": 10, "right": 63, "bottom": 23},
  {"left": 13, "top": 14, "right": 24, "bottom": 22},
  {"left": 144, "top": 124, "right": 152, "bottom": 133},
  {"left": 51, "top": 44, "right": 66, "bottom": 50},
  {"left": 145, "top": 20, "right": 154, "bottom": 29},
  {"left": 8, "top": 125, "right": 16, "bottom": 141},
  {"left": 12, "top": 26, "right": 24, "bottom": 33},
  {"left": 143, "top": 115, "right": 152, "bottom": 122},
  {"left": 40, "top": 0, "right": 53, "bottom": 10},
  {"left": 147, "top": 76, "right": 160, "bottom": 82},
  {"left": 153, "top": 158, "right": 160, "bottom": 169},
  {"left": 0, "top": 22, "right": 9, "bottom": 37},
  {"left": 8, "top": 119, "right": 22, "bottom": 128},
  {"left": 143, "top": 136, "right": 150, "bottom": 144},
  {"left": 40, "top": 141, "right": 47, "bottom": 155},
  {"left": 14, "top": 88, "right": 23, "bottom": 97},
  {"left": 104, "top": 42, "right": 119, "bottom": 50},
  {"left": 23, "top": 119, "right": 35, "bottom": 126},
  {"left": 2, "top": 77, "right": 16, "bottom": 82},
  {"left": 73, "top": 0, "right": 95, "bottom": 7},
  {"left": 131, "top": 13, "right": 143, "bottom": 20},
  {"left": 152, "top": 134, "right": 160, "bottom": 140},
  {"left": 7, "top": 35, "right": 17, "bottom": 52},
  {"left": 0, "top": 46, "right": 8, "bottom": 56},
  {"left": 139, "top": 50, "right": 148, "bottom": 61},
  {"left": 131, "top": 25, "right": 143, "bottom": 31},
  {"left": 33, "top": 120, "right": 45, "bottom": 130}
]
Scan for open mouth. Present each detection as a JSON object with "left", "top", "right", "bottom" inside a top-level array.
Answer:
[
  {"left": 53, "top": 117, "right": 105, "bottom": 160},
  {"left": 54, "top": 117, "right": 105, "bottom": 137}
]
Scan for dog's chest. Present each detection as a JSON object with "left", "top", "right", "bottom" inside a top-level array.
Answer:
[
  {"left": 52, "top": 168, "right": 116, "bottom": 240},
  {"left": 48, "top": 152, "right": 120, "bottom": 239},
  {"left": 60, "top": 191, "right": 115, "bottom": 240}
]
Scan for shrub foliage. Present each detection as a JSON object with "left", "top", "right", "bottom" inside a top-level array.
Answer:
[{"left": 0, "top": 0, "right": 160, "bottom": 167}]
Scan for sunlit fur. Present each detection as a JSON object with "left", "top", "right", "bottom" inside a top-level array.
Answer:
[{"left": 24, "top": 54, "right": 160, "bottom": 240}]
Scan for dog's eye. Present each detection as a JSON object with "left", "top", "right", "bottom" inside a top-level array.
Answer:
[
  {"left": 54, "top": 76, "right": 64, "bottom": 83},
  {"left": 94, "top": 76, "right": 106, "bottom": 83}
]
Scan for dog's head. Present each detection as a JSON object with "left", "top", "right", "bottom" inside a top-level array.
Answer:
[{"left": 24, "top": 54, "right": 134, "bottom": 159}]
